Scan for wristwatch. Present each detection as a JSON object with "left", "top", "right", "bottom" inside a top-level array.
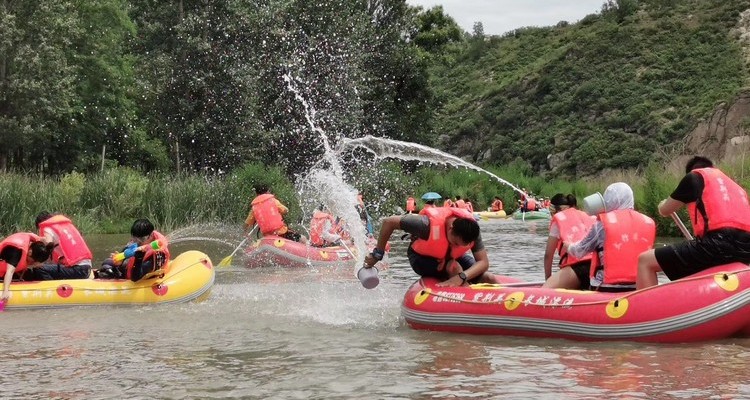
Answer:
[{"left": 458, "top": 272, "right": 467, "bottom": 283}]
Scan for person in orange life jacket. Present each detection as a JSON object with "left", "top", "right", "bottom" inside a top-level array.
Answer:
[
  {"left": 542, "top": 194, "right": 596, "bottom": 289},
  {"left": 405, "top": 196, "right": 416, "bottom": 214},
  {"left": 463, "top": 198, "right": 474, "bottom": 212},
  {"left": 96, "top": 219, "right": 170, "bottom": 281},
  {"left": 244, "top": 185, "right": 307, "bottom": 244},
  {"left": 363, "top": 207, "right": 494, "bottom": 287},
  {"left": 636, "top": 156, "right": 750, "bottom": 289},
  {"left": 423, "top": 199, "right": 437, "bottom": 209},
  {"left": 491, "top": 196, "right": 503, "bottom": 212},
  {"left": 560, "top": 182, "right": 655, "bottom": 292},
  {"left": 309, "top": 205, "right": 344, "bottom": 247},
  {"left": 31, "top": 211, "right": 93, "bottom": 280},
  {"left": 442, "top": 197, "right": 454, "bottom": 208},
  {"left": 1, "top": 233, "right": 54, "bottom": 301},
  {"left": 454, "top": 196, "right": 466, "bottom": 209}
]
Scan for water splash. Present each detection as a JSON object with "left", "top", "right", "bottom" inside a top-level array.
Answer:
[{"left": 338, "top": 135, "right": 525, "bottom": 195}]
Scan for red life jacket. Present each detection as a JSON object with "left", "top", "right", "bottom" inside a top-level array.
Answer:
[
  {"left": 309, "top": 211, "right": 336, "bottom": 246},
  {"left": 551, "top": 208, "right": 596, "bottom": 267},
  {"left": 491, "top": 200, "right": 503, "bottom": 211},
  {"left": 37, "top": 215, "right": 92, "bottom": 266},
  {"left": 125, "top": 231, "right": 171, "bottom": 279},
  {"left": 251, "top": 193, "right": 286, "bottom": 235},
  {"left": 406, "top": 197, "right": 416, "bottom": 212},
  {"left": 688, "top": 168, "right": 750, "bottom": 237},
  {"left": 590, "top": 210, "right": 655, "bottom": 285},
  {"left": 0, "top": 233, "right": 41, "bottom": 275},
  {"left": 410, "top": 207, "right": 475, "bottom": 269}
]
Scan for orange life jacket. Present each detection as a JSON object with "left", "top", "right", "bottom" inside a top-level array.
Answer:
[
  {"left": 309, "top": 211, "right": 336, "bottom": 246},
  {"left": 251, "top": 193, "right": 286, "bottom": 235},
  {"left": 410, "top": 207, "right": 475, "bottom": 268},
  {"left": 443, "top": 199, "right": 453, "bottom": 208},
  {"left": 0, "top": 233, "right": 41, "bottom": 275},
  {"left": 491, "top": 200, "right": 503, "bottom": 211},
  {"left": 688, "top": 168, "right": 750, "bottom": 237},
  {"left": 465, "top": 202, "right": 474, "bottom": 212},
  {"left": 406, "top": 197, "right": 416, "bottom": 212},
  {"left": 125, "top": 230, "right": 171, "bottom": 279},
  {"left": 590, "top": 210, "right": 655, "bottom": 285},
  {"left": 526, "top": 199, "right": 537, "bottom": 211},
  {"left": 552, "top": 208, "right": 596, "bottom": 267},
  {"left": 356, "top": 194, "right": 364, "bottom": 207},
  {"left": 37, "top": 215, "right": 92, "bottom": 266},
  {"left": 455, "top": 199, "right": 466, "bottom": 209}
]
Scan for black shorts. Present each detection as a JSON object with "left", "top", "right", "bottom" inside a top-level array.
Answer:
[
  {"left": 407, "top": 246, "right": 476, "bottom": 282},
  {"left": 568, "top": 260, "right": 592, "bottom": 290},
  {"left": 655, "top": 228, "right": 750, "bottom": 281},
  {"left": 281, "top": 230, "right": 302, "bottom": 242}
]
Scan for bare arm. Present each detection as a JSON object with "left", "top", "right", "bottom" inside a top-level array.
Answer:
[
  {"left": 658, "top": 197, "right": 684, "bottom": 217},
  {"left": 363, "top": 216, "right": 401, "bottom": 267},
  {"left": 2, "top": 264, "right": 15, "bottom": 301},
  {"left": 543, "top": 236, "right": 558, "bottom": 280}
]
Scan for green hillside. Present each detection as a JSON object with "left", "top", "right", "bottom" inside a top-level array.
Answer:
[{"left": 426, "top": 0, "right": 750, "bottom": 176}]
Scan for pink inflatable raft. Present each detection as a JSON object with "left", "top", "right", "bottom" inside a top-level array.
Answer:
[{"left": 402, "top": 262, "right": 750, "bottom": 343}]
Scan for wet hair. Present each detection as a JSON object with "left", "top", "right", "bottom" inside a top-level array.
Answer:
[
  {"left": 29, "top": 241, "right": 54, "bottom": 262},
  {"left": 131, "top": 218, "right": 155, "bottom": 238},
  {"left": 35, "top": 211, "right": 53, "bottom": 228},
  {"left": 254, "top": 185, "right": 269, "bottom": 195},
  {"left": 550, "top": 193, "right": 568, "bottom": 207},
  {"left": 685, "top": 156, "right": 713, "bottom": 173},
  {"left": 566, "top": 194, "right": 578, "bottom": 208},
  {"left": 452, "top": 217, "right": 480, "bottom": 244}
]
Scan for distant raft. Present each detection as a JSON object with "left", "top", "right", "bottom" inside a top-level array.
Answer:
[
  {"left": 402, "top": 262, "right": 750, "bottom": 343},
  {"left": 244, "top": 235, "right": 358, "bottom": 268},
  {"left": 510, "top": 208, "right": 551, "bottom": 220},
  {"left": 474, "top": 210, "right": 507, "bottom": 219},
  {"left": 3, "top": 250, "right": 214, "bottom": 310}
]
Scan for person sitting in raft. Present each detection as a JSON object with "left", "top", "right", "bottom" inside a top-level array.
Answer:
[
  {"left": 31, "top": 211, "right": 93, "bottom": 280},
  {"left": 454, "top": 196, "right": 466, "bottom": 209},
  {"left": 442, "top": 197, "right": 454, "bottom": 208},
  {"left": 96, "top": 219, "right": 170, "bottom": 281},
  {"left": 309, "top": 205, "right": 344, "bottom": 247},
  {"left": 637, "top": 156, "right": 750, "bottom": 289},
  {"left": 542, "top": 194, "right": 596, "bottom": 289},
  {"left": 245, "top": 185, "right": 307, "bottom": 244},
  {"left": 490, "top": 196, "right": 503, "bottom": 212},
  {"left": 422, "top": 199, "right": 437, "bottom": 210},
  {"left": 1, "top": 233, "right": 54, "bottom": 301},
  {"left": 405, "top": 196, "right": 417, "bottom": 214},
  {"left": 558, "top": 182, "right": 655, "bottom": 292},
  {"left": 463, "top": 198, "right": 474, "bottom": 213},
  {"left": 363, "top": 207, "right": 495, "bottom": 287}
]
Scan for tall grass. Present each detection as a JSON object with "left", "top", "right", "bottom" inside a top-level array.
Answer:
[{"left": 2, "top": 157, "right": 749, "bottom": 237}]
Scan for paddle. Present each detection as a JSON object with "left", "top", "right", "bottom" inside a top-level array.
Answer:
[
  {"left": 218, "top": 225, "right": 258, "bottom": 267},
  {"left": 336, "top": 238, "right": 356, "bottom": 260},
  {"left": 670, "top": 212, "right": 693, "bottom": 240}
]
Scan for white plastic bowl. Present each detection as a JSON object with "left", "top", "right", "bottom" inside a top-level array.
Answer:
[{"left": 583, "top": 192, "right": 606, "bottom": 215}]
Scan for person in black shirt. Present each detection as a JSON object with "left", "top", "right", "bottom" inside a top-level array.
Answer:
[{"left": 637, "top": 156, "right": 750, "bottom": 288}]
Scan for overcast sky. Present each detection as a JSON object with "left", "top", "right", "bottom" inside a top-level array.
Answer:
[{"left": 406, "top": 0, "right": 607, "bottom": 36}]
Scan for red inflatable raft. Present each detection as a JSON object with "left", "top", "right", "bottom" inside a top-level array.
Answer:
[
  {"left": 402, "top": 262, "right": 750, "bottom": 343},
  {"left": 244, "top": 235, "right": 357, "bottom": 268}
]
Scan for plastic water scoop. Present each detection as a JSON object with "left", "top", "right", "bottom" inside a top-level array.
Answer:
[
  {"left": 582, "top": 192, "right": 606, "bottom": 216},
  {"left": 357, "top": 265, "right": 380, "bottom": 289},
  {"left": 113, "top": 241, "right": 160, "bottom": 263}
]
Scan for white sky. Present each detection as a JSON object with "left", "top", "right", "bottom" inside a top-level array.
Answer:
[{"left": 406, "top": 0, "right": 607, "bottom": 36}]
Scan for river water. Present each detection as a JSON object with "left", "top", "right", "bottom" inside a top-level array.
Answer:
[{"left": 1, "top": 219, "right": 748, "bottom": 399}]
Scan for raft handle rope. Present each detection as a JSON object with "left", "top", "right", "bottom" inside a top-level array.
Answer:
[{"left": 415, "top": 266, "right": 750, "bottom": 308}]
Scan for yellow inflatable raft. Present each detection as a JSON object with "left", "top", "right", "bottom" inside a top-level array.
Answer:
[{"left": 3, "top": 250, "right": 214, "bottom": 310}]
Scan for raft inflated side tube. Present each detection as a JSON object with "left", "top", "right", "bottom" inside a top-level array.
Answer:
[{"left": 583, "top": 192, "right": 605, "bottom": 216}]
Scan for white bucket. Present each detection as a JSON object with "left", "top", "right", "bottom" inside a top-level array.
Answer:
[
  {"left": 357, "top": 266, "right": 380, "bottom": 289},
  {"left": 582, "top": 192, "right": 606, "bottom": 215}
]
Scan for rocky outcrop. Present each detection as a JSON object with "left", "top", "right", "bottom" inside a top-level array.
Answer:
[{"left": 683, "top": 90, "right": 750, "bottom": 162}]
